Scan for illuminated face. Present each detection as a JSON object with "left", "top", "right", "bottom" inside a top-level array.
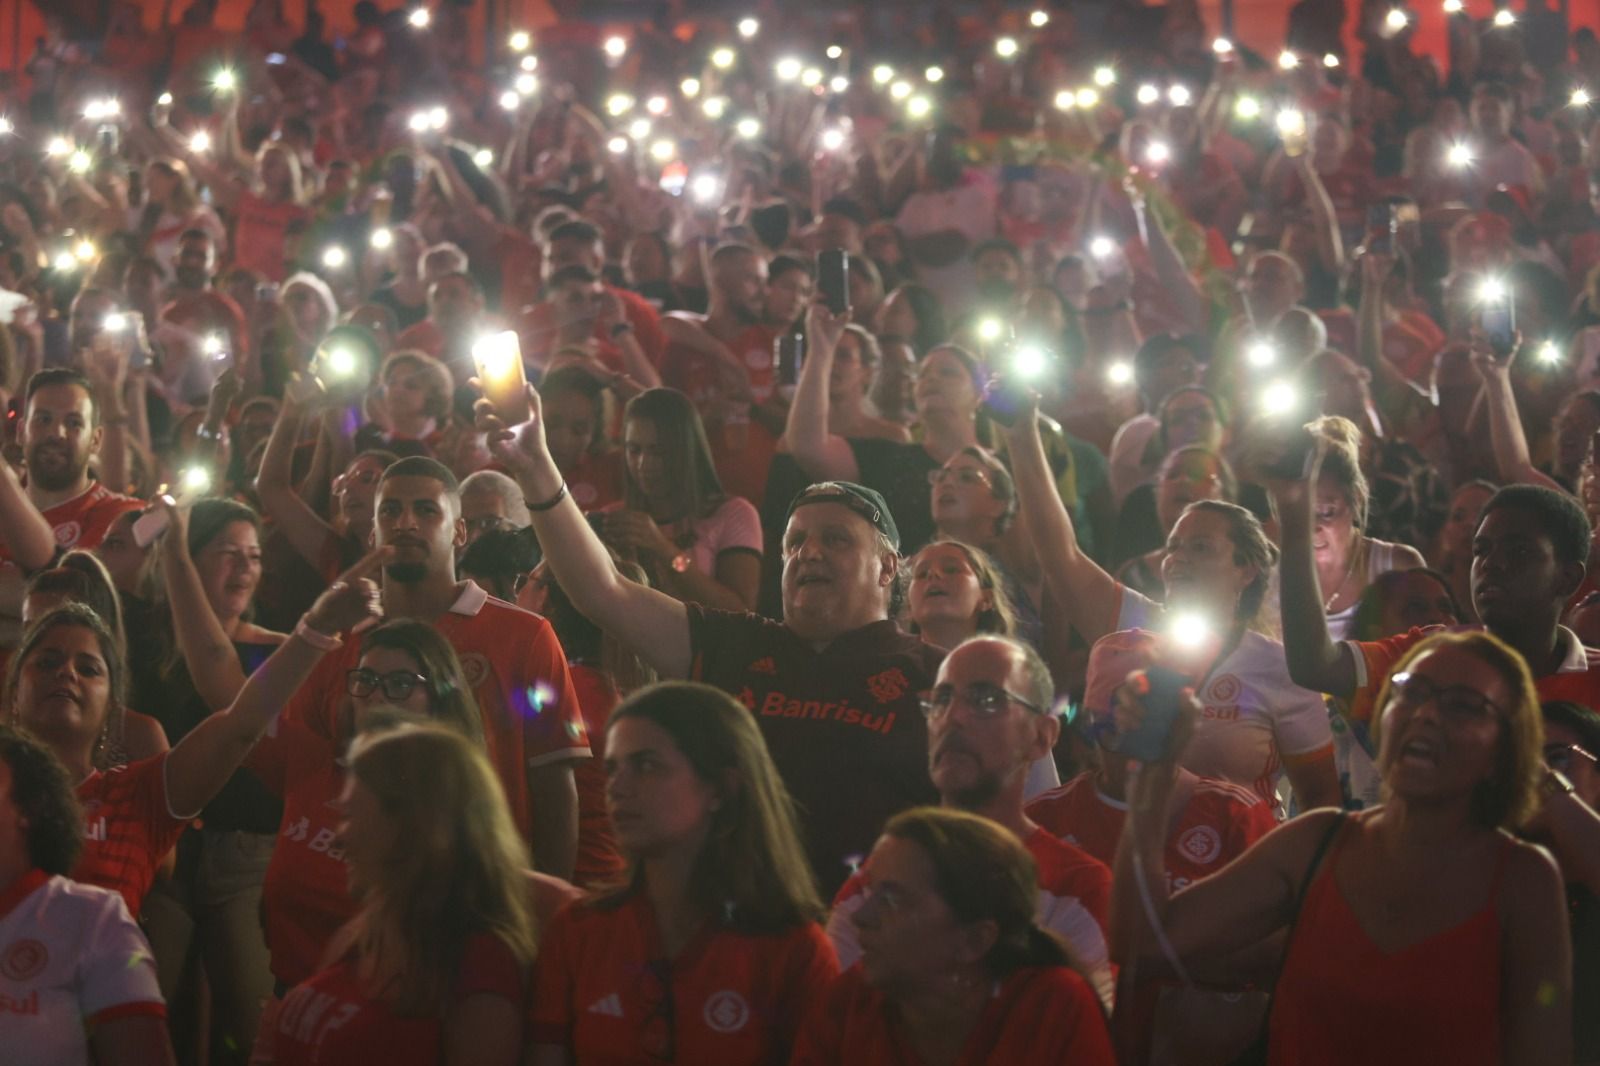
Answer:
[
  {"left": 193, "top": 520, "right": 263, "bottom": 622},
  {"left": 14, "top": 624, "right": 113, "bottom": 752},
  {"left": 1377, "top": 645, "right": 1508, "bottom": 805},
  {"left": 23, "top": 384, "right": 99, "bottom": 493},
  {"left": 1160, "top": 507, "right": 1256, "bottom": 617},
  {"left": 604, "top": 716, "right": 719, "bottom": 860},
  {"left": 908, "top": 543, "right": 990, "bottom": 636}
]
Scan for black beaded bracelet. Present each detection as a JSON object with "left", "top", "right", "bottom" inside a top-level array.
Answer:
[{"left": 526, "top": 481, "right": 569, "bottom": 512}]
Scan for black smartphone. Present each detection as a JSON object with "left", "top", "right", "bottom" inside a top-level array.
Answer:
[
  {"left": 818, "top": 249, "right": 850, "bottom": 314},
  {"left": 1366, "top": 203, "right": 1396, "bottom": 255},
  {"left": 776, "top": 332, "right": 805, "bottom": 387},
  {"left": 1263, "top": 424, "right": 1318, "bottom": 481},
  {"left": 1117, "top": 665, "right": 1189, "bottom": 762}
]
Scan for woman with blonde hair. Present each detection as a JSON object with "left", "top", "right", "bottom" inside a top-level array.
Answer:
[
  {"left": 367, "top": 349, "right": 453, "bottom": 448},
  {"left": 529, "top": 682, "right": 837, "bottom": 1064},
  {"left": 1305, "top": 415, "right": 1427, "bottom": 640},
  {"left": 1111, "top": 629, "right": 1571, "bottom": 1065},
  {"left": 265, "top": 726, "right": 536, "bottom": 1065}
]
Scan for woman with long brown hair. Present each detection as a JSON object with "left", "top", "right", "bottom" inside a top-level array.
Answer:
[
  {"left": 529, "top": 682, "right": 836, "bottom": 1064},
  {"left": 265, "top": 726, "right": 536, "bottom": 1065}
]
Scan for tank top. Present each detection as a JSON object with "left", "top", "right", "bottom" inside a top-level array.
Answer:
[
  {"left": 1325, "top": 539, "right": 1404, "bottom": 642},
  {"left": 1266, "top": 821, "right": 1507, "bottom": 1066}
]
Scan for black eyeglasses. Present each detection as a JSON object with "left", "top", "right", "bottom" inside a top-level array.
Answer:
[
  {"left": 920, "top": 682, "right": 1044, "bottom": 720},
  {"left": 346, "top": 668, "right": 429, "bottom": 701},
  {"left": 1544, "top": 743, "right": 1597, "bottom": 773},
  {"left": 1387, "top": 672, "right": 1505, "bottom": 725},
  {"left": 464, "top": 514, "right": 510, "bottom": 536},
  {"left": 639, "top": 959, "right": 674, "bottom": 1060}
]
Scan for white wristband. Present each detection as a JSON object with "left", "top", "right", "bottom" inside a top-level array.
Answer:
[{"left": 293, "top": 619, "right": 342, "bottom": 651}]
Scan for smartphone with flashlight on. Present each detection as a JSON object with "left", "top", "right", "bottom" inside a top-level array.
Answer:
[
  {"left": 818, "top": 249, "right": 850, "bottom": 315},
  {"left": 473, "top": 331, "right": 532, "bottom": 426},
  {"left": 1477, "top": 282, "right": 1517, "bottom": 361},
  {"left": 776, "top": 332, "right": 805, "bottom": 388},
  {"left": 981, "top": 344, "right": 1053, "bottom": 428}
]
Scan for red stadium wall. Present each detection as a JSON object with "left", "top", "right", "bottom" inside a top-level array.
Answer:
[{"left": 4, "top": 1, "right": 1598, "bottom": 78}]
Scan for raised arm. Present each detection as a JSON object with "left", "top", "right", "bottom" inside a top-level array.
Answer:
[
  {"left": 1471, "top": 335, "right": 1566, "bottom": 492},
  {"left": 1355, "top": 253, "right": 1431, "bottom": 420},
  {"left": 1109, "top": 684, "right": 1342, "bottom": 967},
  {"left": 163, "top": 550, "right": 388, "bottom": 817},
  {"left": 595, "top": 291, "right": 662, "bottom": 389},
  {"left": 0, "top": 460, "right": 58, "bottom": 572},
  {"left": 481, "top": 389, "right": 691, "bottom": 678},
  {"left": 1132, "top": 182, "right": 1206, "bottom": 335},
  {"left": 783, "top": 303, "right": 862, "bottom": 483},
  {"left": 1294, "top": 154, "right": 1344, "bottom": 277},
  {"left": 1265, "top": 442, "right": 1358, "bottom": 698},
  {"left": 998, "top": 399, "right": 1122, "bottom": 644},
  {"left": 253, "top": 383, "right": 342, "bottom": 569}
]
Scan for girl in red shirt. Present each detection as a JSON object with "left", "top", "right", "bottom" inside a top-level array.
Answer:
[
  {"left": 267, "top": 726, "right": 536, "bottom": 1066},
  {"left": 529, "top": 682, "right": 837, "bottom": 1064},
  {"left": 792, "top": 807, "right": 1115, "bottom": 1066}
]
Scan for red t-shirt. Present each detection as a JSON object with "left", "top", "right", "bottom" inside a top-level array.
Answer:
[
  {"left": 73, "top": 754, "right": 191, "bottom": 917},
  {"left": 790, "top": 964, "right": 1116, "bottom": 1066},
  {"left": 659, "top": 322, "right": 781, "bottom": 508},
  {"left": 249, "top": 720, "right": 356, "bottom": 987},
  {"left": 1028, "top": 772, "right": 1278, "bottom": 890},
  {"left": 1347, "top": 624, "right": 1600, "bottom": 730},
  {"left": 567, "top": 664, "right": 624, "bottom": 889},
  {"left": 282, "top": 583, "right": 590, "bottom": 848},
  {"left": 0, "top": 482, "right": 142, "bottom": 567},
  {"left": 603, "top": 286, "right": 667, "bottom": 367},
  {"left": 161, "top": 290, "right": 250, "bottom": 361},
  {"left": 530, "top": 892, "right": 837, "bottom": 1063},
  {"left": 231, "top": 194, "right": 312, "bottom": 282},
  {"left": 828, "top": 825, "right": 1113, "bottom": 1007},
  {"left": 270, "top": 933, "right": 525, "bottom": 1066},
  {"left": 567, "top": 448, "right": 625, "bottom": 513}
]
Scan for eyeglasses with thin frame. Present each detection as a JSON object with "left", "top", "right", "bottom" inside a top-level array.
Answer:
[
  {"left": 928, "top": 467, "right": 992, "bottom": 489},
  {"left": 920, "top": 682, "right": 1045, "bottom": 719},
  {"left": 1543, "top": 743, "right": 1598, "bottom": 773},
  {"left": 1386, "top": 671, "right": 1505, "bottom": 725},
  {"left": 346, "top": 668, "right": 429, "bottom": 701},
  {"left": 464, "top": 514, "right": 510, "bottom": 536}
]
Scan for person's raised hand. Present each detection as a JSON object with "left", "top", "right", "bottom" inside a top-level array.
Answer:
[
  {"left": 1466, "top": 324, "right": 1520, "bottom": 382},
  {"left": 804, "top": 299, "right": 850, "bottom": 355},
  {"left": 153, "top": 494, "right": 190, "bottom": 563},
  {"left": 1113, "top": 674, "right": 1200, "bottom": 818},
  {"left": 302, "top": 547, "right": 393, "bottom": 637},
  {"left": 473, "top": 382, "right": 550, "bottom": 480}
]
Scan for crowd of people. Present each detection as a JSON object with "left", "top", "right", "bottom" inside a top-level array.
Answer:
[{"left": 2, "top": 0, "right": 1600, "bottom": 1062}]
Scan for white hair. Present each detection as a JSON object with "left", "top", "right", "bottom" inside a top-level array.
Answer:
[{"left": 460, "top": 470, "right": 531, "bottom": 528}]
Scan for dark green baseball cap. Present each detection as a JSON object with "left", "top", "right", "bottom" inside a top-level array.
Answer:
[{"left": 786, "top": 481, "right": 900, "bottom": 552}]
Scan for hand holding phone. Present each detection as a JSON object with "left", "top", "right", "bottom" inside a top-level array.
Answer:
[
  {"left": 775, "top": 332, "right": 805, "bottom": 388},
  {"left": 1115, "top": 665, "right": 1194, "bottom": 762},
  {"left": 817, "top": 249, "right": 850, "bottom": 314}
]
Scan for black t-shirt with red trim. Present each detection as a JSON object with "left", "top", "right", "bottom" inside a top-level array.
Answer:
[{"left": 686, "top": 606, "right": 941, "bottom": 895}]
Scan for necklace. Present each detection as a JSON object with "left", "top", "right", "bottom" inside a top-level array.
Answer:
[{"left": 1324, "top": 538, "right": 1365, "bottom": 613}]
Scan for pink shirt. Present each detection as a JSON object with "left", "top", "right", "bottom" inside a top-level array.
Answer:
[{"left": 603, "top": 495, "right": 763, "bottom": 575}]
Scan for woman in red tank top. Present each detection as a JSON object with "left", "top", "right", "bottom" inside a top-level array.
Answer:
[{"left": 1110, "top": 630, "right": 1573, "bottom": 1066}]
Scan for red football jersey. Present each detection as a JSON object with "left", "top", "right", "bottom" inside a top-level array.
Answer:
[
  {"left": 791, "top": 964, "right": 1116, "bottom": 1066},
  {"left": 249, "top": 720, "right": 357, "bottom": 987},
  {"left": 73, "top": 755, "right": 191, "bottom": 917},
  {"left": 270, "top": 933, "right": 525, "bottom": 1066},
  {"left": 281, "top": 582, "right": 590, "bottom": 849},
  {"left": 530, "top": 892, "right": 837, "bottom": 1063},
  {"left": 0, "top": 482, "right": 142, "bottom": 567},
  {"left": 568, "top": 664, "right": 624, "bottom": 888},
  {"left": 1027, "top": 772, "right": 1278, "bottom": 890}
]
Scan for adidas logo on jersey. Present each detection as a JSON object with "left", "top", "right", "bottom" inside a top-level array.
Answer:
[{"left": 587, "top": 993, "right": 624, "bottom": 1017}]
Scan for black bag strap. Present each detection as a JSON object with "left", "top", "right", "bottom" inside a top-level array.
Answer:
[{"left": 1266, "top": 813, "right": 1348, "bottom": 1004}]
